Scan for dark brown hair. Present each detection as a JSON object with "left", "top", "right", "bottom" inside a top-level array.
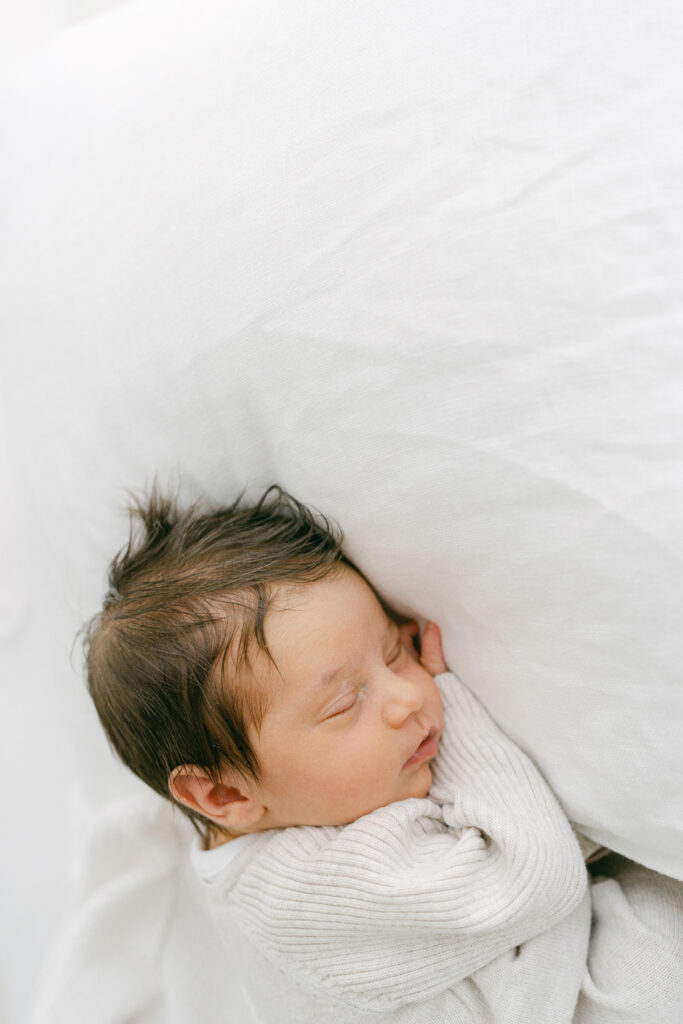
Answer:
[{"left": 82, "top": 483, "right": 362, "bottom": 838}]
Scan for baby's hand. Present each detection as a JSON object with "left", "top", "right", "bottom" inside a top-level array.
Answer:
[{"left": 398, "top": 619, "right": 448, "bottom": 677}]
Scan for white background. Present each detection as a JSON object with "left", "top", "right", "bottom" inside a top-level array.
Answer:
[
  {"left": 1, "top": 7, "right": 127, "bottom": 1023},
  {"left": 2, "top": 3, "right": 682, "bottom": 1022}
]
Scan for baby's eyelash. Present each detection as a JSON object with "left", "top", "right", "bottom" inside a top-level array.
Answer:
[
  {"left": 327, "top": 694, "right": 358, "bottom": 718},
  {"left": 325, "top": 646, "right": 401, "bottom": 721},
  {"left": 327, "top": 677, "right": 374, "bottom": 719}
]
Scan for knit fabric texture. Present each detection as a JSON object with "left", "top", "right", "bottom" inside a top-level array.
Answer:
[{"left": 194, "top": 672, "right": 683, "bottom": 1022}]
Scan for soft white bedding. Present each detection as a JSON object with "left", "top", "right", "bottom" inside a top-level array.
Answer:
[{"left": 1, "top": 1, "right": 682, "bottom": 1021}]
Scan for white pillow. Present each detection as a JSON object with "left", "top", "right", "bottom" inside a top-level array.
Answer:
[{"left": 1, "top": 0, "right": 682, "bottom": 892}]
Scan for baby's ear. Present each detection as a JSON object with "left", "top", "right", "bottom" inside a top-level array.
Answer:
[{"left": 168, "top": 766, "right": 266, "bottom": 829}]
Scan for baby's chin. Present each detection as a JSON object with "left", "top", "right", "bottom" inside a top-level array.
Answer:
[{"left": 406, "top": 764, "right": 434, "bottom": 800}]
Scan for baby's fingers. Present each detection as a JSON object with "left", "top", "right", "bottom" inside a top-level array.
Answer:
[{"left": 420, "top": 622, "right": 448, "bottom": 676}]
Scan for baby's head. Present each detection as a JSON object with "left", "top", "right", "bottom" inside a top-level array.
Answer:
[{"left": 84, "top": 485, "right": 443, "bottom": 844}]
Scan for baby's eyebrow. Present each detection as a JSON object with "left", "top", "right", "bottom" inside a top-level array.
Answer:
[
  {"left": 317, "top": 663, "right": 353, "bottom": 689},
  {"left": 315, "top": 620, "right": 395, "bottom": 689}
]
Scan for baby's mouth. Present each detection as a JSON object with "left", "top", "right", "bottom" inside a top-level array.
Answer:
[{"left": 404, "top": 727, "right": 439, "bottom": 767}]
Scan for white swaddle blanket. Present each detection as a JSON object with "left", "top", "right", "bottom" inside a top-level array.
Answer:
[
  {"left": 27, "top": 781, "right": 683, "bottom": 1024},
  {"left": 27, "top": 793, "right": 252, "bottom": 1024}
]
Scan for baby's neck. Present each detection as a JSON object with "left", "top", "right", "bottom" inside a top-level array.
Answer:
[{"left": 205, "top": 829, "right": 237, "bottom": 850}]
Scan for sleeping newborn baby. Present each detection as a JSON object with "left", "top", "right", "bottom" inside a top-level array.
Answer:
[{"left": 84, "top": 485, "right": 683, "bottom": 1024}]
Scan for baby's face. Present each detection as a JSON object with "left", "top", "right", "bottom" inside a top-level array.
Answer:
[{"left": 243, "top": 567, "right": 444, "bottom": 829}]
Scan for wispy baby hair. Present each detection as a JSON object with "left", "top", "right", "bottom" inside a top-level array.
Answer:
[{"left": 82, "top": 482, "right": 353, "bottom": 837}]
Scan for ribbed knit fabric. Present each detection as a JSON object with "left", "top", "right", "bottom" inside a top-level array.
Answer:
[{"left": 191, "top": 672, "right": 682, "bottom": 1022}]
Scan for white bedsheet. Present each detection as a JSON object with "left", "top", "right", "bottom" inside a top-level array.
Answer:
[{"left": 1, "top": 2, "right": 682, "bottom": 1022}]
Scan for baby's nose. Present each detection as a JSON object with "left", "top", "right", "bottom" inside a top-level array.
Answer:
[{"left": 382, "top": 679, "right": 423, "bottom": 727}]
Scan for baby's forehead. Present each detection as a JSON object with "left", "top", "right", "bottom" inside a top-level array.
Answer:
[
  {"left": 230, "top": 570, "right": 403, "bottom": 717},
  {"left": 267, "top": 566, "right": 386, "bottom": 621},
  {"left": 267, "top": 579, "right": 402, "bottom": 677}
]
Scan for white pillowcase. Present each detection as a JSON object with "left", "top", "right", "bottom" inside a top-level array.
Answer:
[{"left": 1, "top": 0, "right": 682, "bottom": 883}]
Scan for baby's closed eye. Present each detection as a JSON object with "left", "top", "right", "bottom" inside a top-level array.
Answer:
[
  {"left": 324, "top": 643, "right": 404, "bottom": 719},
  {"left": 326, "top": 695, "right": 359, "bottom": 719}
]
